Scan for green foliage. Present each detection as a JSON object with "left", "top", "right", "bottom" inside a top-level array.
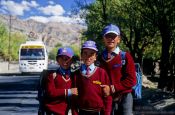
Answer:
[
  {"left": 0, "top": 22, "right": 26, "bottom": 61},
  {"left": 78, "top": 0, "right": 163, "bottom": 63},
  {"left": 70, "top": 44, "right": 81, "bottom": 57},
  {"left": 48, "top": 43, "right": 81, "bottom": 60},
  {"left": 144, "top": 38, "right": 162, "bottom": 60},
  {"left": 55, "top": 42, "right": 62, "bottom": 47},
  {"left": 10, "top": 32, "right": 26, "bottom": 60},
  {"left": 48, "top": 43, "right": 62, "bottom": 60},
  {"left": 0, "top": 22, "right": 8, "bottom": 55},
  {"left": 49, "top": 47, "right": 58, "bottom": 60}
]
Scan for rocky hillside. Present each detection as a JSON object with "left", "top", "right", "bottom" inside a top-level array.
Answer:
[{"left": 0, "top": 14, "right": 86, "bottom": 50}]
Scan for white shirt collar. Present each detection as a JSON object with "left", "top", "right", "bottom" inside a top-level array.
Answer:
[{"left": 108, "top": 47, "right": 120, "bottom": 55}]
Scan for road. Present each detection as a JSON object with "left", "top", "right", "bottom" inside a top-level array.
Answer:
[
  {"left": 0, "top": 75, "right": 39, "bottom": 115},
  {"left": 0, "top": 62, "right": 174, "bottom": 115},
  {"left": 0, "top": 73, "right": 74, "bottom": 115}
]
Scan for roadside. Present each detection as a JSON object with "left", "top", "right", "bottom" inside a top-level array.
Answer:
[
  {"left": 136, "top": 75, "right": 175, "bottom": 114},
  {"left": 0, "top": 61, "right": 20, "bottom": 74},
  {"left": 0, "top": 62, "right": 59, "bottom": 76}
]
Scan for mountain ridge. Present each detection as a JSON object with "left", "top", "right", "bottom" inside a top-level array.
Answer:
[{"left": 0, "top": 14, "right": 86, "bottom": 51}]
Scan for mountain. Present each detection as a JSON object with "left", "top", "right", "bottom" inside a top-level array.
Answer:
[{"left": 0, "top": 14, "right": 86, "bottom": 51}]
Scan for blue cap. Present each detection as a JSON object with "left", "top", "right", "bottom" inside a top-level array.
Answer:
[
  {"left": 102, "top": 24, "right": 120, "bottom": 36},
  {"left": 82, "top": 40, "right": 98, "bottom": 51},
  {"left": 57, "top": 47, "right": 74, "bottom": 58}
]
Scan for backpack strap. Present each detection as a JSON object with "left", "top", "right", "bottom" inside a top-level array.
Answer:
[
  {"left": 120, "top": 51, "right": 126, "bottom": 65},
  {"left": 120, "top": 51, "right": 127, "bottom": 81}
]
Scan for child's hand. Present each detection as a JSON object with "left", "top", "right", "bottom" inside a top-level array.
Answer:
[
  {"left": 100, "top": 85, "right": 110, "bottom": 97},
  {"left": 71, "top": 88, "right": 78, "bottom": 96}
]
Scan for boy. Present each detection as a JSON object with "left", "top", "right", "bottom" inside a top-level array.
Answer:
[
  {"left": 44, "top": 47, "right": 78, "bottom": 115},
  {"left": 75, "top": 40, "right": 112, "bottom": 115},
  {"left": 100, "top": 24, "right": 136, "bottom": 115}
]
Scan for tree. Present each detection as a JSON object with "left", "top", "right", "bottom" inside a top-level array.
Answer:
[
  {"left": 76, "top": 0, "right": 175, "bottom": 91},
  {"left": 137, "top": 0, "right": 175, "bottom": 90},
  {"left": 10, "top": 32, "right": 26, "bottom": 60},
  {"left": 76, "top": 0, "right": 160, "bottom": 65},
  {"left": 108, "top": 0, "right": 159, "bottom": 64},
  {"left": 0, "top": 22, "right": 9, "bottom": 60},
  {"left": 49, "top": 43, "right": 62, "bottom": 60},
  {"left": 0, "top": 21, "right": 26, "bottom": 61}
]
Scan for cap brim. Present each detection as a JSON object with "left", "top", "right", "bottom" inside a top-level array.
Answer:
[
  {"left": 58, "top": 53, "right": 73, "bottom": 58},
  {"left": 103, "top": 31, "right": 119, "bottom": 36},
  {"left": 82, "top": 47, "right": 98, "bottom": 51}
]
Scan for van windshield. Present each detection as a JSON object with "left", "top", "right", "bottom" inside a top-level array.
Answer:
[{"left": 20, "top": 48, "right": 45, "bottom": 60}]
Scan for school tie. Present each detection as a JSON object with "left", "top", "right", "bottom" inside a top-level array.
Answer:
[
  {"left": 107, "top": 53, "right": 111, "bottom": 59},
  {"left": 65, "top": 71, "right": 69, "bottom": 79},
  {"left": 86, "top": 67, "right": 90, "bottom": 75}
]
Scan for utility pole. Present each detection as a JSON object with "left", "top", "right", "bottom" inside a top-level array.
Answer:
[{"left": 8, "top": 15, "right": 12, "bottom": 70}]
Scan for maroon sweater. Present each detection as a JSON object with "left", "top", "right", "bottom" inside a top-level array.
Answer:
[
  {"left": 100, "top": 52, "right": 136, "bottom": 98},
  {"left": 44, "top": 72, "right": 77, "bottom": 115},
  {"left": 75, "top": 67, "right": 112, "bottom": 115}
]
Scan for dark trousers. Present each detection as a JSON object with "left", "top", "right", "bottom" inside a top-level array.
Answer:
[
  {"left": 111, "top": 93, "right": 133, "bottom": 115},
  {"left": 79, "top": 109, "right": 101, "bottom": 115}
]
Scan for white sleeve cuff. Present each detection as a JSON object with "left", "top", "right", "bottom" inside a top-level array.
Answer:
[
  {"left": 68, "top": 89, "right": 72, "bottom": 97},
  {"left": 110, "top": 85, "right": 115, "bottom": 93}
]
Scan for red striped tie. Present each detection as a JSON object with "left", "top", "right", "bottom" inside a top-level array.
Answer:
[
  {"left": 86, "top": 67, "right": 90, "bottom": 75},
  {"left": 65, "top": 71, "right": 69, "bottom": 79},
  {"left": 107, "top": 53, "right": 111, "bottom": 59}
]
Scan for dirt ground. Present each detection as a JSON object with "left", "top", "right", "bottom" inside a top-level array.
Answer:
[{"left": 134, "top": 75, "right": 175, "bottom": 115}]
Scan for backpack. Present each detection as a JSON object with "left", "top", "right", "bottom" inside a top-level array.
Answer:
[
  {"left": 37, "top": 69, "right": 57, "bottom": 115},
  {"left": 120, "top": 51, "right": 142, "bottom": 99}
]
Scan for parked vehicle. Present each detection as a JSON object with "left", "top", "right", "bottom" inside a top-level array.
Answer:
[{"left": 19, "top": 41, "right": 48, "bottom": 73}]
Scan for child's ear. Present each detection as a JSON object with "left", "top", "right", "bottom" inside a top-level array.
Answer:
[{"left": 117, "top": 36, "right": 121, "bottom": 44}]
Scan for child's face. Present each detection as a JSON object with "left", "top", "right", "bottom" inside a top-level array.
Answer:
[
  {"left": 103, "top": 33, "right": 120, "bottom": 49},
  {"left": 57, "top": 55, "right": 72, "bottom": 69},
  {"left": 81, "top": 49, "right": 97, "bottom": 66}
]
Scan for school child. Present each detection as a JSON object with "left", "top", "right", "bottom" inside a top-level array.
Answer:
[
  {"left": 75, "top": 40, "right": 112, "bottom": 115},
  {"left": 44, "top": 47, "right": 78, "bottom": 115},
  {"left": 99, "top": 24, "right": 137, "bottom": 115}
]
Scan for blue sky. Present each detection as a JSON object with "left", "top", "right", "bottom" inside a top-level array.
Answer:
[{"left": 0, "top": 0, "right": 94, "bottom": 23}]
